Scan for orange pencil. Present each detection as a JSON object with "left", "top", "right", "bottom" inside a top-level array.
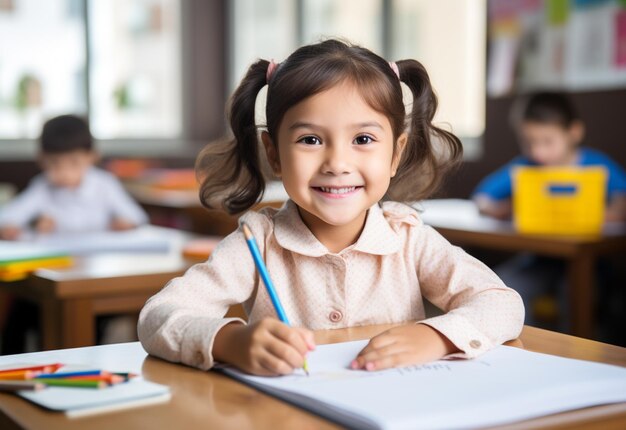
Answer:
[
  {"left": 0, "top": 370, "right": 40, "bottom": 381},
  {"left": 64, "top": 374, "right": 125, "bottom": 385}
]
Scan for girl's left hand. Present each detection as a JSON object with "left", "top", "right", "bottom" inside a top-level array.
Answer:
[{"left": 351, "top": 324, "right": 458, "bottom": 371}]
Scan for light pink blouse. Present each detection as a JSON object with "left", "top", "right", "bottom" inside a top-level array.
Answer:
[{"left": 138, "top": 200, "right": 524, "bottom": 370}]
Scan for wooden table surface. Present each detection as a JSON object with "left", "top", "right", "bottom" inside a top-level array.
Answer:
[{"left": 1, "top": 324, "right": 625, "bottom": 430}]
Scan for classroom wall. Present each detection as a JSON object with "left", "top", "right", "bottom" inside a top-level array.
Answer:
[{"left": 440, "top": 89, "right": 626, "bottom": 199}]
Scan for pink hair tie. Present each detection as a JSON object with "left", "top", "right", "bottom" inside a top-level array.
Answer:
[
  {"left": 266, "top": 60, "right": 279, "bottom": 83},
  {"left": 389, "top": 61, "right": 400, "bottom": 79}
]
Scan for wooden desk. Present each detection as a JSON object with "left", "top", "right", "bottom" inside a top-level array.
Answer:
[
  {"left": 125, "top": 180, "right": 289, "bottom": 236},
  {"left": 0, "top": 325, "right": 625, "bottom": 430},
  {"left": 419, "top": 199, "right": 626, "bottom": 339},
  {"left": 0, "top": 228, "right": 196, "bottom": 350}
]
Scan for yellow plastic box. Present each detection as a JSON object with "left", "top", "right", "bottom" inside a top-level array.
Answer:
[{"left": 512, "top": 166, "right": 607, "bottom": 235}]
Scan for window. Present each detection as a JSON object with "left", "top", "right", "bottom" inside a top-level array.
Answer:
[
  {"left": 230, "top": 0, "right": 486, "bottom": 159},
  {"left": 0, "top": 0, "right": 182, "bottom": 142},
  {"left": 88, "top": 0, "right": 182, "bottom": 138},
  {"left": 0, "top": 0, "right": 86, "bottom": 139}
]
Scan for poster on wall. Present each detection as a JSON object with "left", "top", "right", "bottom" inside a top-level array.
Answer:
[{"left": 487, "top": 0, "right": 626, "bottom": 96}]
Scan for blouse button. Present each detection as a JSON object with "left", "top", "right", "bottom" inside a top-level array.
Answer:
[
  {"left": 469, "top": 340, "right": 482, "bottom": 349},
  {"left": 329, "top": 310, "right": 343, "bottom": 323}
]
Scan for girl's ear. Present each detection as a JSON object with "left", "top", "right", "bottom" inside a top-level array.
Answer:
[
  {"left": 261, "top": 131, "right": 281, "bottom": 176},
  {"left": 391, "top": 133, "right": 408, "bottom": 177}
]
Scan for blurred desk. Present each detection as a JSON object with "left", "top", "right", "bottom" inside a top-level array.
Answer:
[
  {"left": 0, "top": 227, "right": 196, "bottom": 350},
  {"left": 419, "top": 199, "right": 626, "bottom": 339},
  {"left": 0, "top": 324, "right": 625, "bottom": 430},
  {"left": 124, "top": 180, "right": 289, "bottom": 236}
]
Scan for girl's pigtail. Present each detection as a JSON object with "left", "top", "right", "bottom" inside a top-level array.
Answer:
[
  {"left": 390, "top": 60, "right": 463, "bottom": 201},
  {"left": 196, "top": 60, "right": 270, "bottom": 214}
]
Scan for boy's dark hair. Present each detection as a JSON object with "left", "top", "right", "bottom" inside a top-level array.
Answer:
[
  {"left": 40, "top": 115, "right": 93, "bottom": 154},
  {"left": 197, "top": 39, "right": 462, "bottom": 214},
  {"left": 511, "top": 92, "right": 580, "bottom": 129}
]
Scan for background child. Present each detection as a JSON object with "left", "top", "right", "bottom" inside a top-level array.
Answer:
[
  {"left": 473, "top": 92, "right": 626, "bottom": 221},
  {"left": 139, "top": 39, "right": 523, "bottom": 375},
  {"left": 472, "top": 92, "right": 626, "bottom": 329},
  {"left": 0, "top": 114, "right": 148, "bottom": 240},
  {"left": 0, "top": 114, "right": 148, "bottom": 353}
]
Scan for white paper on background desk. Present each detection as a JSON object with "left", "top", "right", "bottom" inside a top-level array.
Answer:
[
  {"left": 220, "top": 340, "right": 626, "bottom": 430},
  {"left": 17, "top": 225, "right": 176, "bottom": 255}
]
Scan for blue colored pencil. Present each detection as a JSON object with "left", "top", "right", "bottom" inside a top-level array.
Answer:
[
  {"left": 36, "top": 370, "right": 106, "bottom": 379},
  {"left": 241, "top": 222, "right": 310, "bottom": 375}
]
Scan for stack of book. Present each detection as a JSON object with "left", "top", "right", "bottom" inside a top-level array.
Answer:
[{"left": 0, "top": 242, "right": 72, "bottom": 281}]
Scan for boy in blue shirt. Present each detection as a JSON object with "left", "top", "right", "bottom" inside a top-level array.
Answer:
[
  {"left": 472, "top": 92, "right": 626, "bottom": 330},
  {"left": 473, "top": 92, "right": 626, "bottom": 221}
]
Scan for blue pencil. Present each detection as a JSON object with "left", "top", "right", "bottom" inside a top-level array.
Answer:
[
  {"left": 241, "top": 222, "right": 310, "bottom": 375},
  {"left": 35, "top": 370, "right": 105, "bottom": 378}
]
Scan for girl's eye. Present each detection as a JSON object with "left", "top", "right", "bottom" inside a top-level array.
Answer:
[
  {"left": 297, "top": 136, "right": 321, "bottom": 145},
  {"left": 354, "top": 135, "right": 374, "bottom": 145}
]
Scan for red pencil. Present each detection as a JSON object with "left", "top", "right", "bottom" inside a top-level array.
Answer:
[{"left": 0, "top": 364, "right": 62, "bottom": 375}]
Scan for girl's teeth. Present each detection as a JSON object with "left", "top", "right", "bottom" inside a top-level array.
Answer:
[{"left": 320, "top": 186, "right": 356, "bottom": 194}]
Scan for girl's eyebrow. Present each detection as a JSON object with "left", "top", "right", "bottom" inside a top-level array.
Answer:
[{"left": 288, "top": 121, "right": 384, "bottom": 131}]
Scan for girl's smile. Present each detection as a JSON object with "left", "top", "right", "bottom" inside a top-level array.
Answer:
[{"left": 312, "top": 185, "right": 363, "bottom": 199}]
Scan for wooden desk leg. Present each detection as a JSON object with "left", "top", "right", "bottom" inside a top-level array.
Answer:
[
  {"left": 40, "top": 298, "right": 61, "bottom": 351},
  {"left": 62, "top": 299, "right": 96, "bottom": 348},
  {"left": 568, "top": 252, "right": 594, "bottom": 339}
]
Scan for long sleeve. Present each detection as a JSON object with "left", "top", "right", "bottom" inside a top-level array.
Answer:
[
  {"left": 414, "top": 224, "right": 525, "bottom": 358},
  {"left": 0, "top": 176, "right": 48, "bottom": 228},
  {"left": 138, "top": 217, "right": 268, "bottom": 370},
  {"left": 101, "top": 173, "right": 149, "bottom": 225}
]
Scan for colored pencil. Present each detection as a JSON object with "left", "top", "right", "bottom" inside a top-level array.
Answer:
[
  {"left": 36, "top": 370, "right": 106, "bottom": 379},
  {"left": 0, "top": 370, "right": 40, "bottom": 380},
  {"left": 0, "top": 381, "right": 46, "bottom": 392},
  {"left": 242, "top": 222, "right": 310, "bottom": 376},
  {"left": 112, "top": 372, "right": 138, "bottom": 381},
  {"left": 33, "top": 378, "right": 107, "bottom": 389},
  {"left": 0, "top": 363, "right": 62, "bottom": 374},
  {"left": 61, "top": 375, "right": 125, "bottom": 385}
]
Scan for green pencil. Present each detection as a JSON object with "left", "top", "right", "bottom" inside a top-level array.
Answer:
[{"left": 33, "top": 378, "right": 107, "bottom": 389}]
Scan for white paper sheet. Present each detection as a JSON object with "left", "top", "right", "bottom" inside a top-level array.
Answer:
[{"left": 220, "top": 341, "right": 626, "bottom": 430}]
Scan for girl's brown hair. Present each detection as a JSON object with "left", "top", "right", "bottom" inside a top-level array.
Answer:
[{"left": 197, "top": 39, "right": 462, "bottom": 214}]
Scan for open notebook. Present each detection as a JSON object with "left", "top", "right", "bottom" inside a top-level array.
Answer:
[{"left": 218, "top": 340, "right": 626, "bottom": 430}]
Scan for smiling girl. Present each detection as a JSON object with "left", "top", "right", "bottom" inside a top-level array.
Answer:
[{"left": 138, "top": 40, "right": 524, "bottom": 376}]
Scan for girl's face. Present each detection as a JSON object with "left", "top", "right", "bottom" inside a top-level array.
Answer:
[
  {"left": 263, "top": 81, "right": 406, "bottom": 240},
  {"left": 518, "top": 121, "right": 583, "bottom": 166}
]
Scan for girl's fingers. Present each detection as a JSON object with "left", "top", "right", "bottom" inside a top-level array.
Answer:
[
  {"left": 270, "top": 322, "right": 311, "bottom": 356},
  {"left": 358, "top": 352, "right": 415, "bottom": 372},
  {"left": 256, "top": 349, "right": 294, "bottom": 376},
  {"left": 265, "top": 337, "right": 306, "bottom": 370},
  {"left": 294, "top": 327, "right": 316, "bottom": 351},
  {"left": 351, "top": 342, "right": 406, "bottom": 370},
  {"left": 355, "top": 332, "right": 398, "bottom": 358}
]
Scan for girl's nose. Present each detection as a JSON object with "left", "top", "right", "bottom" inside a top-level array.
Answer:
[{"left": 321, "top": 144, "right": 352, "bottom": 175}]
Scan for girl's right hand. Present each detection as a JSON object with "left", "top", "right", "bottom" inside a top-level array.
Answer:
[{"left": 213, "top": 318, "right": 315, "bottom": 376}]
